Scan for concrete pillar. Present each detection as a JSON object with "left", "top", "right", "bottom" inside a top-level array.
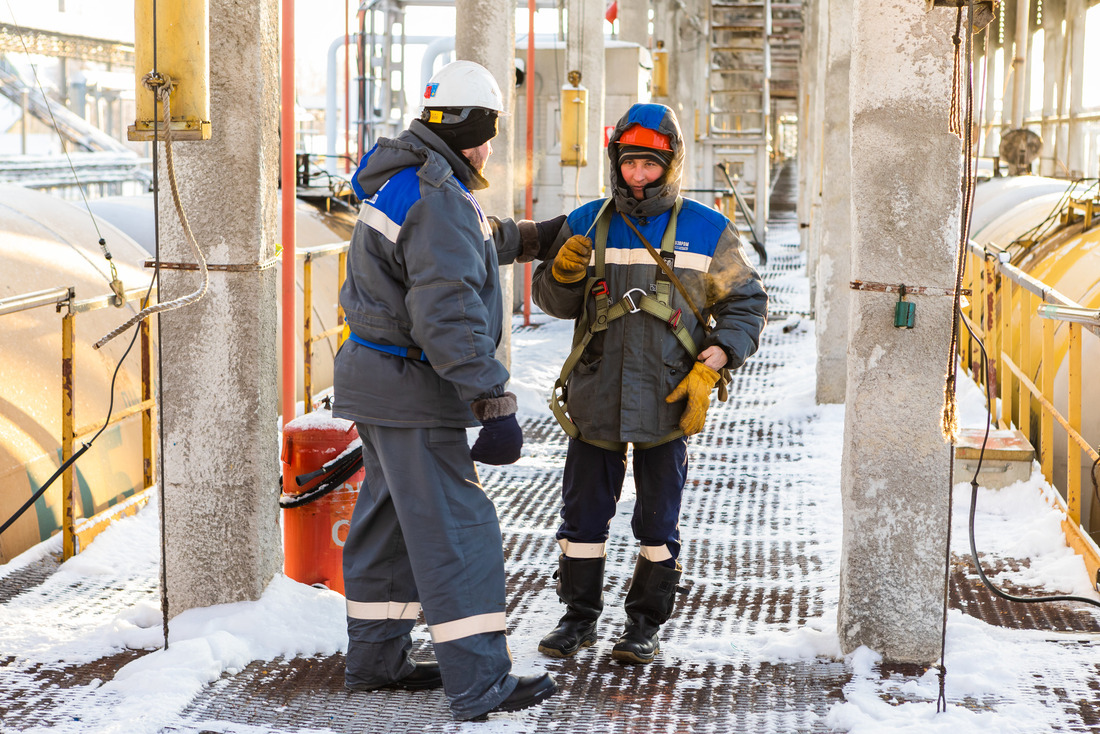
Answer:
[
  {"left": 159, "top": 0, "right": 281, "bottom": 617},
  {"left": 619, "top": 0, "right": 650, "bottom": 48},
  {"left": 1010, "top": 0, "right": 1030, "bottom": 130},
  {"left": 1065, "top": 0, "right": 1086, "bottom": 177},
  {"left": 804, "top": 0, "right": 828, "bottom": 301},
  {"left": 564, "top": 0, "right": 605, "bottom": 207},
  {"left": 814, "top": 0, "right": 851, "bottom": 405},
  {"left": 981, "top": 26, "right": 999, "bottom": 160},
  {"left": 1040, "top": 0, "right": 1066, "bottom": 177},
  {"left": 838, "top": 0, "right": 963, "bottom": 663},
  {"left": 665, "top": 0, "right": 707, "bottom": 189},
  {"left": 456, "top": 0, "right": 517, "bottom": 360},
  {"left": 796, "top": 0, "right": 820, "bottom": 254}
]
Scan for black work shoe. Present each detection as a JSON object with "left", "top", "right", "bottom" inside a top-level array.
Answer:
[
  {"left": 471, "top": 673, "right": 557, "bottom": 720},
  {"left": 345, "top": 661, "right": 443, "bottom": 691},
  {"left": 538, "top": 616, "right": 598, "bottom": 658},
  {"left": 611, "top": 628, "right": 660, "bottom": 664}
]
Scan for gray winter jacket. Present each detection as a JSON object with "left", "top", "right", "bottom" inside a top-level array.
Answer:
[
  {"left": 333, "top": 121, "right": 538, "bottom": 428},
  {"left": 531, "top": 103, "right": 768, "bottom": 444}
]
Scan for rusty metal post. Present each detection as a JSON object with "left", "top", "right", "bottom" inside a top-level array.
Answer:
[
  {"left": 141, "top": 300, "right": 155, "bottom": 490},
  {"left": 1001, "top": 276, "right": 1015, "bottom": 430},
  {"left": 61, "top": 300, "right": 76, "bottom": 560},
  {"left": 1068, "top": 322, "right": 1082, "bottom": 524},
  {"left": 303, "top": 253, "right": 313, "bottom": 413},
  {"left": 1040, "top": 312, "right": 1054, "bottom": 484},
  {"left": 1019, "top": 289, "right": 1032, "bottom": 441},
  {"left": 984, "top": 253, "right": 999, "bottom": 408}
]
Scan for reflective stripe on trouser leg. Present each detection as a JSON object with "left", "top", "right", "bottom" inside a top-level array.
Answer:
[
  {"left": 352, "top": 423, "right": 515, "bottom": 720},
  {"left": 558, "top": 538, "right": 606, "bottom": 558},
  {"left": 556, "top": 438, "right": 627, "bottom": 549},
  {"left": 342, "top": 437, "right": 419, "bottom": 690},
  {"left": 630, "top": 437, "right": 687, "bottom": 565}
]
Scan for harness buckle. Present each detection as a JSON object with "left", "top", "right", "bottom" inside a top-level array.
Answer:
[
  {"left": 622, "top": 288, "right": 647, "bottom": 314},
  {"left": 590, "top": 279, "right": 609, "bottom": 298},
  {"left": 668, "top": 308, "right": 682, "bottom": 329}
]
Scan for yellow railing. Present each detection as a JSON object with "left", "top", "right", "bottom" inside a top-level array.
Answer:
[
  {"left": 960, "top": 240, "right": 1100, "bottom": 580},
  {"left": 0, "top": 286, "right": 157, "bottom": 560},
  {"left": 298, "top": 241, "right": 349, "bottom": 412}
]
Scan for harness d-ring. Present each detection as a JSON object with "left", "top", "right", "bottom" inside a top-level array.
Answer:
[{"left": 622, "top": 287, "right": 648, "bottom": 314}]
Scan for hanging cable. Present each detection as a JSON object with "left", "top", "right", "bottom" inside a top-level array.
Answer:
[
  {"left": 938, "top": 0, "right": 979, "bottom": 712},
  {"left": 93, "top": 72, "right": 210, "bottom": 351}
]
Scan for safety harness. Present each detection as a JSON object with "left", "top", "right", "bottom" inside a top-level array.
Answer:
[{"left": 549, "top": 198, "right": 729, "bottom": 452}]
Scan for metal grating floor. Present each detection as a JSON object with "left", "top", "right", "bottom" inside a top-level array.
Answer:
[{"left": 4, "top": 216, "right": 1100, "bottom": 732}]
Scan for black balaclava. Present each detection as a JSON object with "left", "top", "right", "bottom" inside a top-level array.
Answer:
[{"left": 420, "top": 107, "right": 498, "bottom": 156}]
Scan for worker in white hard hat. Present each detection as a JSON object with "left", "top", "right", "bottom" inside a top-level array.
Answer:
[{"left": 334, "top": 59, "right": 563, "bottom": 721}]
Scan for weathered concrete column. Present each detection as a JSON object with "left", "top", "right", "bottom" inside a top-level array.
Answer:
[
  {"left": 838, "top": 0, "right": 963, "bottom": 663},
  {"left": 1039, "top": 0, "right": 1066, "bottom": 177},
  {"left": 796, "top": 0, "right": 818, "bottom": 253},
  {"left": 456, "top": 0, "right": 517, "bottom": 362},
  {"left": 657, "top": 0, "right": 707, "bottom": 188},
  {"left": 618, "top": 0, "right": 650, "bottom": 48},
  {"left": 814, "top": 0, "right": 851, "bottom": 405},
  {"left": 799, "top": 0, "right": 826, "bottom": 293},
  {"left": 159, "top": 0, "right": 281, "bottom": 616},
  {"left": 564, "top": 0, "right": 605, "bottom": 207}
]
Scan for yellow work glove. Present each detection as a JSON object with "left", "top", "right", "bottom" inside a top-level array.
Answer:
[
  {"left": 551, "top": 235, "right": 593, "bottom": 284},
  {"left": 665, "top": 362, "right": 721, "bottom": 436}
]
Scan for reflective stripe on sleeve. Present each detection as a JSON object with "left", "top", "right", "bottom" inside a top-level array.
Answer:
[
  {"left": 346, "top": 599, "right": 422, "bottom": 621},
  {"left": 428, "top": 612, "right": 507, "bottom": 644},
  {"left": 558, "top": 539, "right": 606, "bottom": 558},
  {"left": 357, "top": 202, "right": 402, "bottom": 243},
  {"left": 639, "top": 544, "right": 673, "bottom": 563}
]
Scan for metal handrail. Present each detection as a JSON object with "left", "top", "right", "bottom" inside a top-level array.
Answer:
[
  {"left": 297, "top": 240, "right": 350, "bottom": 412},
  {"left": 0, "top": 285, "right": 157, "bottom": 559},
  {"left": 960, "top": 237, "right": 1100, "bottom": 582}
]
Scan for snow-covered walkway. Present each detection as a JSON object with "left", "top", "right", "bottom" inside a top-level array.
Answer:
[{"left": 3, "top": 220, "right": 1100, "bottom": 734}]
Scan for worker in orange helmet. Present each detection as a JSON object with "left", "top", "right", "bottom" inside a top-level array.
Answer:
[{"left": 532, "top": 103, "right": 768, "bottom": 665}]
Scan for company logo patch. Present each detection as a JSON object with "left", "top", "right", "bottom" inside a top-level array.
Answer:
[
  {"left": 675, "top": 240, "right": 691, "bottom": 251},
  {"left": 424, "top": 82, "right": 439, "bottom": 99}
]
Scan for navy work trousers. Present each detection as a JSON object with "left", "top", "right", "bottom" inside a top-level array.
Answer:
[
  {"left": 557, "top": 436, "right": 688, "bottom": 564},
  {"left": 342, "top": 423, "right": 516, "bottom": 720}
]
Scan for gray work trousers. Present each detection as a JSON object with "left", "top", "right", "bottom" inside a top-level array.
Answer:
[{"left": 343, "top": 422, "right": 516, "bottom": 720}]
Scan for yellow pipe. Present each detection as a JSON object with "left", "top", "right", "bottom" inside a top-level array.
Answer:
[
  {"left": 984, "top": 254, "right": 1000, "bottom": 409},
  {"left": 130, "top": 0, "right": 211, "bottom": 141},
  {"left": 61, "top": 308, "right": 75, "bottom": 560}
]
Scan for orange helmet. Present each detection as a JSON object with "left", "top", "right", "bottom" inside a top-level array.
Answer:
[{"left": 618, "top": 124, "right": 672, "bottom": 152}]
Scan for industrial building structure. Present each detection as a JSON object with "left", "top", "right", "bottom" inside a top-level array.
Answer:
[{"left": 1, "top": 0, "right": 1099, "bottom": 729}]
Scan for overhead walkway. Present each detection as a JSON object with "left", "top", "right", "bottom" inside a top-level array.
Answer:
[{"left": 3, "top": 163, "right": 1100, "bottom": 732}]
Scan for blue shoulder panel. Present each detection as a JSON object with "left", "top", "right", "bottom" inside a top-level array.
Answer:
[
  {"left": 367, "top": 166, "right": 423, "bottom": 227},
  {"left": 350, "top": 144, "right": 378, "bottom": 200}
]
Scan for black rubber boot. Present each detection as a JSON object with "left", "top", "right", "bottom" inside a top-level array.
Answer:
[
  {"left": 538, "top": 555, "right": 605, "bottom": 658},
  {"left": 611, "top": 557, "right": 682, "bottom": 665}
]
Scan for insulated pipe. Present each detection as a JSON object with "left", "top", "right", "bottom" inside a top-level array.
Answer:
[
  {"left": 1011, "top": 0, "right": 1030, "bottom": 129},
  {"left": 420, "top": 37, "right": 457, "bottom": 91},
  {"left": 326, "top": 34, "right": 356, "bottom": 174},
  {"left": 282, "top": 0, "right": 297, "bottom": 426}
]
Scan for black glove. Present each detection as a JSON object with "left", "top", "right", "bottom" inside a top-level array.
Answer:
[
  {"left": 535, "top": 215, "right": 567, "bottom": 258},
  {"left": 470, "top": 392, "right": 523, "bottom": 465}
]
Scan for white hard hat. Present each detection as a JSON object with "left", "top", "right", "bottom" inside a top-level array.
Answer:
[{"left": 421, "top": 60, "right": 505, "bottom": 114}]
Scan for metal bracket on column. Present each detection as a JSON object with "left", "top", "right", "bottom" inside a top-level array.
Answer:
[{"left": 925, "top": 0, "right": 998, "bottom": 33}]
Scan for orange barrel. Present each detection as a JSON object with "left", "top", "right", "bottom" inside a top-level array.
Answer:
[{"left": 280, "top": 411, "right": 363, "bottom": 594}]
